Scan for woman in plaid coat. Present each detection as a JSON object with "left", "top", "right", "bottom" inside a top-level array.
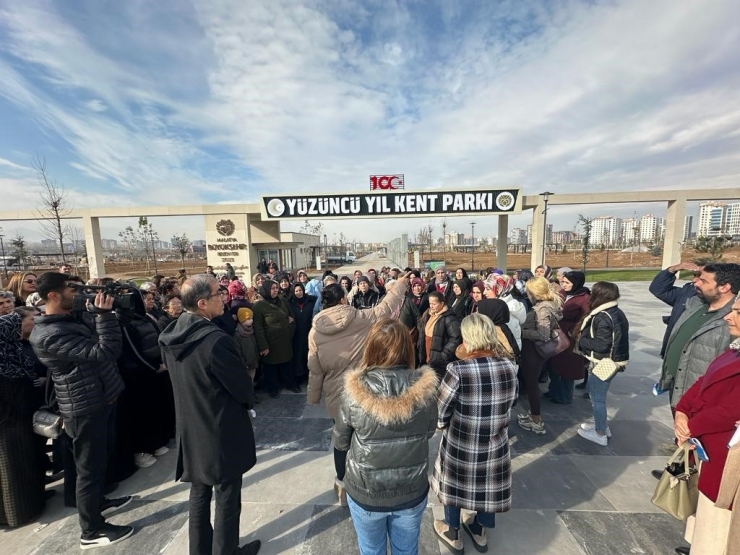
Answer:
[{"left": 432, "top": 313, "right": 518, "bottom": 554}]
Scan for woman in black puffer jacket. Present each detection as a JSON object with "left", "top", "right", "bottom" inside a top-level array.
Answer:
[
  {"left": 575, "top": 282, "right": 629, "bottom": 447},
  {"left": 334, "top": 319, "right": 438, "bottom": 555}
]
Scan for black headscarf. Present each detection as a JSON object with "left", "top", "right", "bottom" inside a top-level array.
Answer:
[
  {"left": 563, "top": 271, "right": 588, "bottom": 296},
  {"left": 454, "top": 279, "right": 470, "bottom": 299},
  {"left": 290, "top": 282, "right": 306, "bottom": 304},
  {"left": 259, "top": 279, "right": 280, "bottom": 305},
  {"left": 477, "top": 299, "right": 521, "bottom": 363}
]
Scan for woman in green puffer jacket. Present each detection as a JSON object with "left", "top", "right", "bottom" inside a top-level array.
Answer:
[{"left": 333, "top": 318, "right": 438, "bottom": 555}]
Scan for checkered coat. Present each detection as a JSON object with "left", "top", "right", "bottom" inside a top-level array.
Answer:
[{"left": 431, "top": 353, "right": 518, "bottom": 513}]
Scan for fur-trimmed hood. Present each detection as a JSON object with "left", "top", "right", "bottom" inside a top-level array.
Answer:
[{"left": 343, "top": 365, "right": 439, "bottom": 426}]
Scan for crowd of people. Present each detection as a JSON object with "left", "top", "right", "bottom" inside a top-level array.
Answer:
[{"left": 0, "top": 258, "right": 738, "bottom": 555}]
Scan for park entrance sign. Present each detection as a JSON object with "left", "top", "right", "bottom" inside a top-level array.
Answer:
[{"left": 260, "top": 188, "right": 522, "bottom": 220}]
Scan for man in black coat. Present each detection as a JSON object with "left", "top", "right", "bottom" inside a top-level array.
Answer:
[
  {"left": 30, "top": 273, "right": 134, "bottom": 550},
  {"left": 159, "top": 274, "right": 260, "bottom": 555}
]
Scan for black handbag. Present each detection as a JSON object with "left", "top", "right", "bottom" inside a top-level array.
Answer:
[{"left": 32, "top": 375, "right": 62, "bottom": 439}]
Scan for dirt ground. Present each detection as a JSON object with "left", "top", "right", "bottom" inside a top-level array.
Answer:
[
  {"left": 411, "top": 246, "right": 740, "bottom": 272},
  {"left": 15, "top": 246, "right": 740, "bottom": 282}
]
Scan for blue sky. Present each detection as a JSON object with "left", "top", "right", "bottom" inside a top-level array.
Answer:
[{"left": 0, "top": 0, "right": 738, "bottom": 243}]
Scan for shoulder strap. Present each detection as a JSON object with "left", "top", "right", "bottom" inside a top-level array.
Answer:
[{"left": 123, "top": 326, "right": 159, "bottom": 372}]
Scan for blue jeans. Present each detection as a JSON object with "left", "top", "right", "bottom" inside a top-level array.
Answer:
[
  {"left": 347, "top": 495, "right": 427, "bottom": 555},
  {"left": 587, "top": 372, "right": 614, "bottom": 434},
  {"left": 547, "top": 367, "right": 574, "bottom": 404},
  {"left": 444, "top": 505, "right": 496, "bottom": 529}
]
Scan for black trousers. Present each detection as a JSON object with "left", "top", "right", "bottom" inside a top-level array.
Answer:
[
  {"left": 63, "top": 403, "right": 116, "bottom": 536},
  {"left": 189, "top": 477, "right": 242, "bottom": 555},
  {"left": 262, "top": 361, "right": 296, "bottom": 395}
]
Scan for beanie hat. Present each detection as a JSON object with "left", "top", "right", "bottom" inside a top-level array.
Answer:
[
  {"left": 358, "top": 276, "right": 371, "bottom": 285},
  {"left": 237, "top": 307, "right": 253, "bottom": 323}
]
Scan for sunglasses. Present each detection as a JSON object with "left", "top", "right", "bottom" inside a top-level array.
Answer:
[{"left": 24, "top": 279, "right": 37, "bottom": 284}]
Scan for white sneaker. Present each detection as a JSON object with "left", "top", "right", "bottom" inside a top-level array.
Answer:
[
  {"left": 134, "top": 453, "right": 157, "bottom": 468},
  {"left": 580, "top": 421, "right": 612, "bottom": 438},
  {"left": 153, "top": 446, "right": 169, "bottom": 456},
  {"left": 578, "top": 428, "right": 608, "bottom": 446}
]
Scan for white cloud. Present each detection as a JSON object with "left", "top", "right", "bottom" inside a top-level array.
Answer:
[{"left": 0, "top": 0, "right": 737, "bottom": 242}]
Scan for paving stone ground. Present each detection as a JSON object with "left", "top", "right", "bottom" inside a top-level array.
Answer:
[{"left": 1, "top": 281, "right": 689, "bottom": 555}]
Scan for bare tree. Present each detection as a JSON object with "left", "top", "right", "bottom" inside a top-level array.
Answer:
[
  {"left": 118, "top": 226, "right": 139, "bottom": 267},
  {"left": 299, "top": 220, "right": 324, "bottom": 236},
  {"left": 64, "top": 224, "right": 85, "bottom": 264},
  {"left": 426, "top": 223, "right": 434, "bottom": 256},
  {"left": 33, "top": 155, "right": 70, "bottom": 262},
  {"left": 417, "top": 227, "right": 431, "bottom": 262},
  {"left": 171, "top": 233, "right": 192, "bottom": 267}
]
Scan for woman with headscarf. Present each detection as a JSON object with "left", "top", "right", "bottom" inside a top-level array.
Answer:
[
  {"left": 288, "top": 282, "right": 318, "bottom": 383},
  {"left": 5, "top": 272, "right": 38, "bottom": 307},
  {"left": 253, "top": 279, "right": 299, "bottom": 398},
  {"left": 549, "top": 271, "right": 590, "bottom": 405},
  {"left": 483, "top": 274, "right": 525, "bottom": 349},
  {"left": 0, "top": 308, "right": 48, "bottom": 527},
  {"left": 228, "top": 280, "right": 252, "bottom": 316},
  {"left": 534, "top": 265, "right": 552, "bottom": 280},
  {"left": 409, "top": 277, "right": 429, "bottom": 316},
  {"left": 450, "top": 279, "right": 473, "bottom": 319},
  {"left": 513, "top": 269, "right": 534, "bottom": 312},
  {"left": 277, "top": 273, "right": 292, "bottom": 300},
  {"left": 477, "top": 299, "right": 521, "bottom": 364},
  {"left": 469, "top": 280, "right": 485, "bottom": 314}
]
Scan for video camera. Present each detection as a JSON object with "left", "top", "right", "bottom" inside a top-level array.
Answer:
[{"left": 69, "top": 281, "right": 137, "bottom": 312}]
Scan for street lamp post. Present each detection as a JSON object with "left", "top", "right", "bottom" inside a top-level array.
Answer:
[
  {"left": 149, "top": 226, "right": 158, "bottom": 276},
  {"left": 470, "top": 222, "right": 476, "bottom": 271},
  {"left": 323, "top": 234, "right": 328, "bottom": 265},
  {"left": 539, "top": 192, "right": 554, "bottom": 265},
  {"left": 0, "top": 234, "right": 6, "bottom": 280}
]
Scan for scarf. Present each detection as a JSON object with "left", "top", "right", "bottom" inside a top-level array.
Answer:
[
  {"left": 425, "top": 305, "right": 447, "bottom": 338},
  {"left": 236, "top": 322, "right": 255, "bottom": 338},
  {"left": 455, "top": 345, "right": 495, "bottom": 361},
  {"left": 259, "top": 279, "right": 280, "bottom": 306},
  {"left": 454, "top": 279, "right": 470, "bottom": 300},
  {"left": 0, "top": 313, "right": 37, "bottom": 380},
  {"left": 563, "top": 271, "right": 587, "bottom": 296},
  {"left": 477, "top": 299, "right": 521, "bottom": 362}
]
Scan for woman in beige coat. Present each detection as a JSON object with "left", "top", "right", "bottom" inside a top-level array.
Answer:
[{"left": 308, "top": 274, "right": 409, "bottom": 505}]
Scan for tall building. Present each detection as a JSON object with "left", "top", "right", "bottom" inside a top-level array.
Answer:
[
  {"left": 590, "top": 217, "right": 623, "bottom": 246},
  {"left": 509, "top": 228, "right": 526, "bottom": 245},
  {"left": 552, "top": 230, "right": 575, "bottom": 245},
  {"left": 622, "top": 218, "right": 640, "bottom": 244},
  {"left": 683, "top": 216, "right": 694, "bottom": 241},
  {"left": 639, "top": 214, "right": 665, "bottom": 244},
  {"left": 698, "top": 202, "right": 727, "bottom": 237},
  {"left": 725, "top": 202, "right": 740, "bottom": 236}
]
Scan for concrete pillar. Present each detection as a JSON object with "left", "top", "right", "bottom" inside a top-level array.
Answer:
[
  {"left": 662, "top": 195, "right": 687, "bottom": 269},
  {"left": 82, "top": 214, "right": 105, "bottom": 278},
  {"left": 530, "top": 200, "right": 545, "bottom": 270},
  {"left": 497, "top": 215, "right": 509, "bottom": 272}
]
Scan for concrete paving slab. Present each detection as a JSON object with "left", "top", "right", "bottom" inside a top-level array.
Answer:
[
  {"left": 252, "top": 415, "right": 333, "bottom": 451},
  {"left": 511, "top": 454, "right": 616, "bottom": 511},
  {"left": 558, "top": 511, "right": 686, "bottom": 555},
  {"left": 29, "top": 499, "right": 188, "bottom": 555},
  {"left": 570, "top": 455, "right": 668, "bottom": 513}
]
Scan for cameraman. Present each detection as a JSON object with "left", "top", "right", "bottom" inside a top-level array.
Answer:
[{"left": 30, "top": 273, "right": 134, "bottom": 549}]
